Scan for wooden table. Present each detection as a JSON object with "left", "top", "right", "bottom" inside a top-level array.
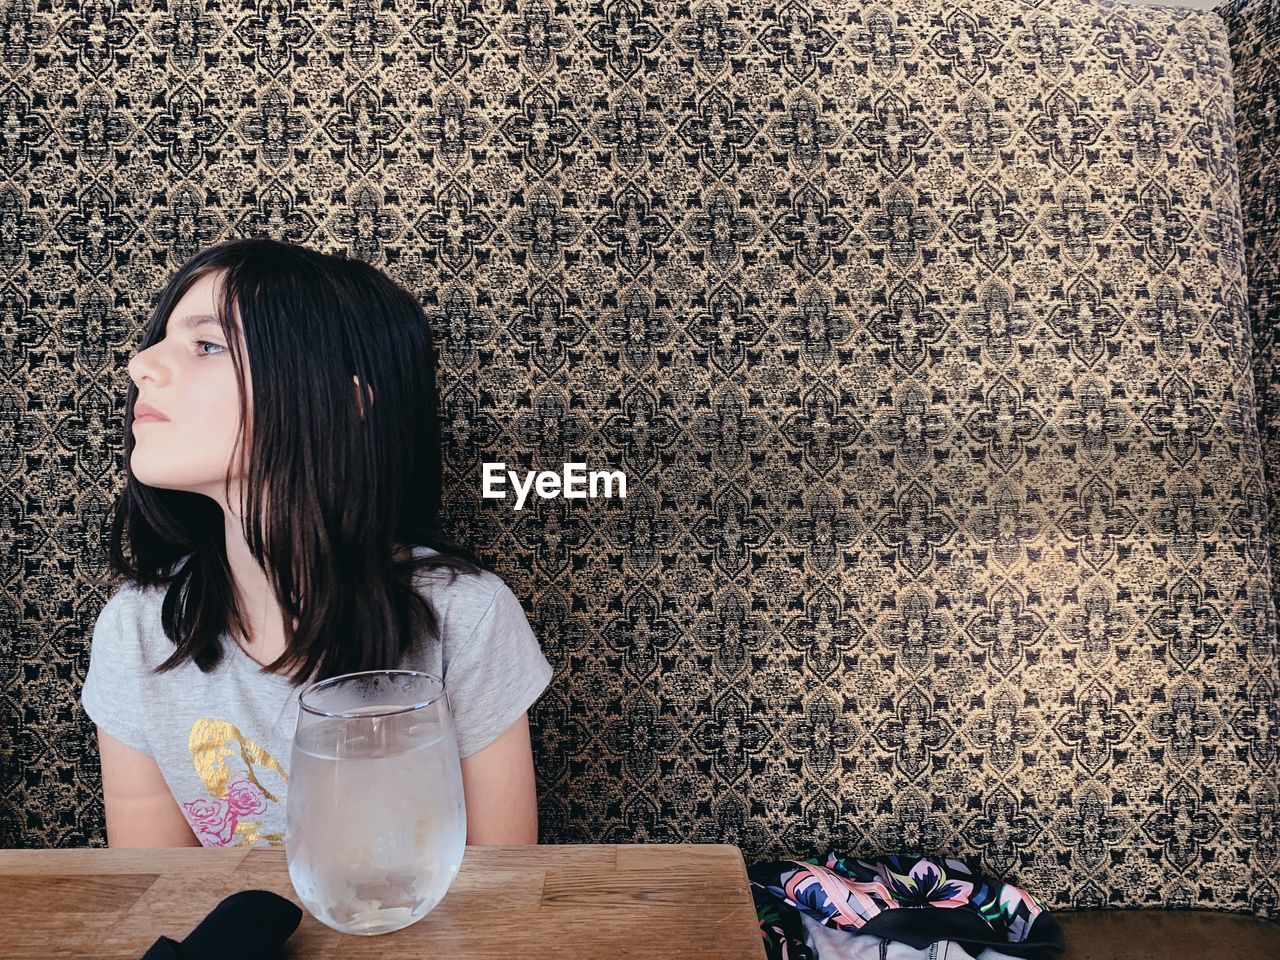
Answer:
[
  {"left": 1055, "top": 910, "right": 1280, "bottom": 959},
  {"left": 0, "top": 843, "right": 765, "bottom": 959}
]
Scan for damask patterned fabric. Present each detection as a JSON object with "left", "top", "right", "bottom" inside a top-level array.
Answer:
[{"left": 1, "top": 0, "right": 1277, "bottom": 920}]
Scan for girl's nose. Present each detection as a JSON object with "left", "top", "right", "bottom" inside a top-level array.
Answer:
[{"left": 128, "top": 344, "right": 168, "bottom": 388}]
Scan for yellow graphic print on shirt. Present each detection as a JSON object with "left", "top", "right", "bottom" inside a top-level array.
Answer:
[{"left": 183, "top": 718, "right": 289, "bottom": 847}]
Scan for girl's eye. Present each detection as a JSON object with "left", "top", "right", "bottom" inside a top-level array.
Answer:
[{"left": 196, "top": 340, "right": 225, "bottom": 356}]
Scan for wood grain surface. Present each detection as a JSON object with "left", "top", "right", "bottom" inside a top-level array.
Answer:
[
  {"left": 5, "top": 844, "right": 1276, "bottom": 959},
  {"left": 0, "top": 844, "right": 765, "bottom": 959},
  {"left": 1056, "top": 908, "right": 1280, "bottom": 959}
]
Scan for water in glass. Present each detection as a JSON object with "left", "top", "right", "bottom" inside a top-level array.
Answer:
[{"left": 286, "top": 671, "right": 466, "bottom": 935}]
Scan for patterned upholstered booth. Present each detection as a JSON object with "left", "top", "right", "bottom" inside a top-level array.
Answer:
[{"left": 2, "top": 0, "right": 1278, "bottom": 951}]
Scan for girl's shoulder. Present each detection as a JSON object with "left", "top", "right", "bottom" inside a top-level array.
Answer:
[
  {"left": 91, "top": 578, "right": 179, "bottom": 672},
  {"left": 405, "top": 544, "right": 511, "bottom": 619}
]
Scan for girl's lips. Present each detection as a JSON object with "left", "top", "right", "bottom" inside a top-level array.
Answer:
[{"left": 133, "top": 415, "right": 168, "bottom": 426}]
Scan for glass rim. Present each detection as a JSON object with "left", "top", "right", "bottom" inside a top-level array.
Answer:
[{"left": 297, "top": 669, "right": 446, "bottom": 719}]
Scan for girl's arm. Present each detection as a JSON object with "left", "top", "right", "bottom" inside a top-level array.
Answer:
[
  {"left": 97, "top": 728, "right": 201, "bottom": 847},
  {"left": 458, "top": 712, "right": 539, "bottom": 844}
]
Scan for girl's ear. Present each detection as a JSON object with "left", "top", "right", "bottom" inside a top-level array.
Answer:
[{"left": 353, "top": 375, "right": 374, "bottom": 419}]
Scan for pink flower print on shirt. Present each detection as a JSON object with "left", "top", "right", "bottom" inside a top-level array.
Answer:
[
  {"left": 185, "top": 719, "right": 289, "bottom": 847},
  {"left": 225, "top": 779, "right": 267, "bottom": 817},
  {"left": 183, "top": 780, "right": 268, "bottom": 846},
  {"left": 183, "top": 796, "right": 238, "bottom": 846}
]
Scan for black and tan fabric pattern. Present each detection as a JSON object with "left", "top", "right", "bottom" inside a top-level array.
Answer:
[{"left": 1, "top": 0, "right": 1277, "bottom": 918}]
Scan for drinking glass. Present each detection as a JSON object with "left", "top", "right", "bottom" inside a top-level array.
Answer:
[{"left": 286, "top": 670, "right": 467, "bottom": 935}]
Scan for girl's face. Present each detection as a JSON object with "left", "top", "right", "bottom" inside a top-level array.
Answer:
[{"left": 126, "top": 269, "right": 251, "bottom": 506}]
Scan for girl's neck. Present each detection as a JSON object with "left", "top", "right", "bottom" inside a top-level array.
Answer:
[{"left": 225, "top": 536, "right": 417, "bottom": 668}]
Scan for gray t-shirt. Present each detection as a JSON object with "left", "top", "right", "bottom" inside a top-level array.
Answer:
[{"left": 80, "top": 546, "right": 554, "bottom": 848}]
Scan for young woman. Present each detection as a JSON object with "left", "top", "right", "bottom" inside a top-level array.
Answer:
[{"left": 81, "top": 237, "right": 553, "bottom": 848}]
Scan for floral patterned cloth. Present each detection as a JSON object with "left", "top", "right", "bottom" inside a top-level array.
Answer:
[
  {"left": 750, "top": 853, "right": 1066, "bottom": 960},
  {"left": 182, "top": 778, "right": 271, "bottom": 847}
]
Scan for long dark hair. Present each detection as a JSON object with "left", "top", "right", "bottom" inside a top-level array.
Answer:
[{"left": 96, "top": 236, "right": 485, "bottom": 683}]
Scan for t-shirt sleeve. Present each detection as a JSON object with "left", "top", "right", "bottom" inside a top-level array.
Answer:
[
  {"left": 80, "top": 593, "right": 153, "bottom": 757},
  {"left": 445, "top": 576, "right": 554, "bottom": 758}
]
